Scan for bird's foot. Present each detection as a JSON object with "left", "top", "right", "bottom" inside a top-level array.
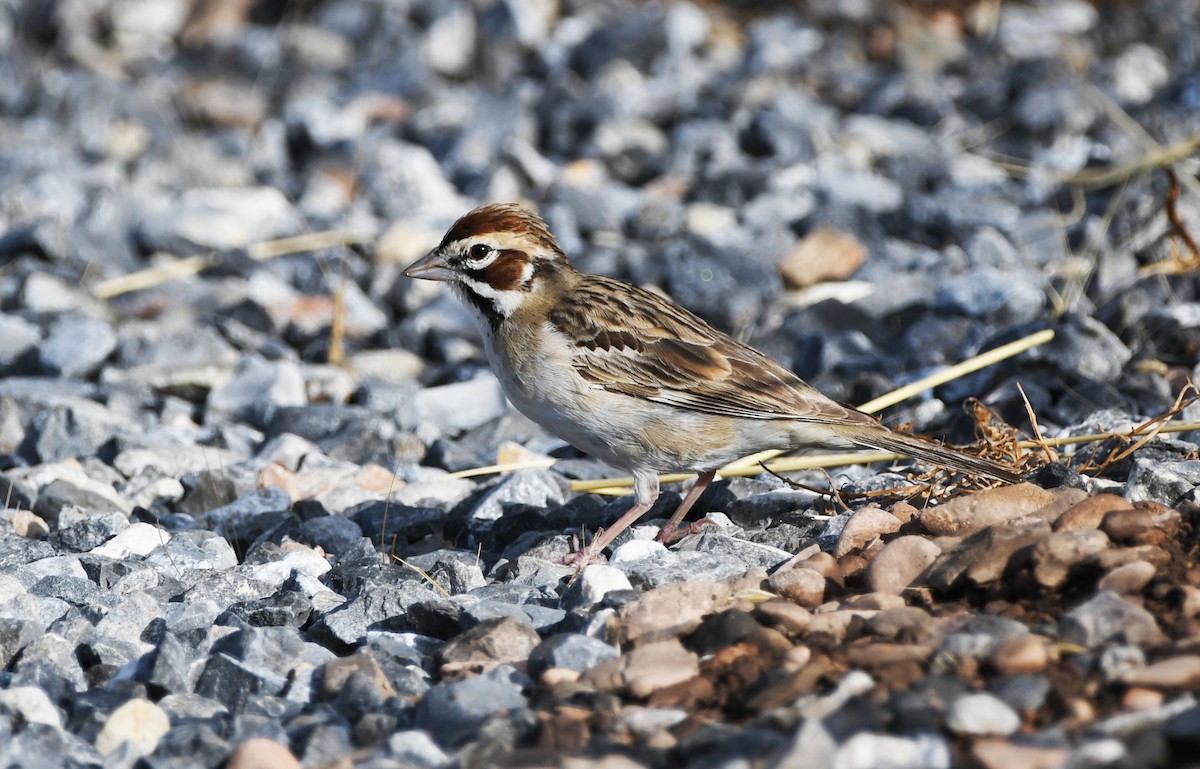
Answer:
[
  {"left": 557, "top": 533, "right": 605, "bottom": 567},
  {"left": 654, "top": 517, "right": 718, "bottom": 545}
]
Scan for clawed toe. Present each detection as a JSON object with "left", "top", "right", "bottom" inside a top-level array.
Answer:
[
  {"left": 654, "top": 517, "right": 718, "bottom": 545},
  {"left": 557, "top": 549, "right": 604, "bottom": 566},
  {"left": 557, "top": 533, "right": 604, "bottom": 566}
]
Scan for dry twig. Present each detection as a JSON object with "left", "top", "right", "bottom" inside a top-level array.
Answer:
[
  {"left": 1075, "top": 383, "right": 1200, "bottom": 475},
  {"left": 1017, "top": 382, "right": 1056, "bottom": 464},
  {"left": 1142, "top": 169, "right": 1200, "bottom": 276}
]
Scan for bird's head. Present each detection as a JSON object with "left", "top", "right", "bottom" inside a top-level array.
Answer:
[{"left": 404, "top": 203, "right": 567, "bottom": 327}]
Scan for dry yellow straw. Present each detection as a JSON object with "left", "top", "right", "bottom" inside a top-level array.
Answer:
[
  {"left": 91, "top": 229, "right": 364, "bottom": 299},
  {"left": 247, "top": 230, "right": 363, "bottom": 261},
  {"left": 93, "top": 255, "right": 215, "bottom": 300},
  {"left": 572, "top": 420, "right": 1200, "bottom": 496}
]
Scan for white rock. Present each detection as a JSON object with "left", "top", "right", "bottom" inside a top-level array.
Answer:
[
  {"left": 609, "top": 539, "right": 670, "bottom": 564},
  {"left": 415, "top": 375, "right": 507, "bottom": 435},
  {"left": 618, "top": 706, "right": 688, "bottom": 737},
  {"left": 249, "top": 547, "right": 332, "bottom": 587},
  {"left": 0, "top": 574, "right": 26, "bottom": 603},
  {"left": 0, "top": 687, "right": 62, "bottom": 729},
  {"left": 92, "top": 523, "right": 171, "bottom": 559},
  {"left": 393, "top": 476, "right": 475, "bottom": 508},
  {"left": 24, "top": 555, "right": 88, "bottom": 582},
  {"left": 94, "top": 698, "right": 170, "bottom": 757},
  {"left": 571, "top": 565, "right": 633, "bottom": 607},
  {"left": 835, "top": 732, "right": 952, "bottom": 769},
  {"left": 139, "top": 187, "right": 300, "bottom": 252},
  {"left": 114, "top": 446, "right": 242, "bottom": 478},
  {"left": 945, "top": 693, "right": 1021, "bottom": 736}
]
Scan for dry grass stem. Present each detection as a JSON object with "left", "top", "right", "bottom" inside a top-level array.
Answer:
[
  {"left": 1017, "top": 383, "right": 1056, "bottom": 464},
  {"left": 92, "top": 254, "right": 214, "bottom": 299},
  {"left": 449, "top": 458, "right": 558, "bottom": 479},
  {"left": 1060, "top": 131, "right": 1200, "bottom": 191},
  {"left": 391, "top": 554, "right": 452, "bottom": 599},
  {"left": 1141, "top": 169, "right": 1200, "bottom": 276},
  {"left": 1075, "top": 384, "right": 1200, "bottom": 475},
  {"left": 571, "top": 418, "right": 1200, "bottom": 495},
  {"left": 90, "top": 229, "right": 362, "bottom": 300},
  {"left": 329, "top": 279, "right": 346, "bottom": 366},
  {"left": 247, "top": 230, "right": 365, "bottom": 261}
]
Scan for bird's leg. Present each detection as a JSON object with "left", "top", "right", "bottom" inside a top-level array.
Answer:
[
  {"left": 560, "top": 471, "right": 659, "bottom": 565},
  {"left": 655, "top": 470, "right": 717, "bottom": 545}
]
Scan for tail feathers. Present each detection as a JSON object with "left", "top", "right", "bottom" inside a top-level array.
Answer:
[{"left": 841, "top": 426, "right": 1023, "bottom": 484}]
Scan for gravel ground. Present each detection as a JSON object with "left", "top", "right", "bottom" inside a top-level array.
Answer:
[{"left": 2, "top": 0, "right": 1200, "bottom": 767}]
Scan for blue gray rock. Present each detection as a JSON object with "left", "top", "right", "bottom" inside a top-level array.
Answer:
[
  {"left": 527, "top": 634, "right": 619, "bottom": 678},
  {"left": 416, "top": 664, "right": 531, "bottom": 748},
  {"left": 39, "top": 315, "right": 117, "bottom": 379}
]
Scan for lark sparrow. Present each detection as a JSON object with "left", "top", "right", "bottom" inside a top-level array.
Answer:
[{"left": 404, "top": 204, "right": 1019, "bottom": 559}]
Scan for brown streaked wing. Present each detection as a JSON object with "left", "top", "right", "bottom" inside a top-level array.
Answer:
[{"left": 549, "top": 274, "right": 876, "bottom": 426}]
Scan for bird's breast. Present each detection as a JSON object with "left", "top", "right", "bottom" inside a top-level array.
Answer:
[{"left": 485, "top": 321, "right": 783, "bottom": 472}]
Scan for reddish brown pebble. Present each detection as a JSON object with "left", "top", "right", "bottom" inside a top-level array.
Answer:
[
  {"left": 1031, "top": 529, "right": 1109, "bottom": 589},
  {"left": 618, "top": 581, "right": 728, "bottom": 644},
  {"left": 838, "top": 553, "right": 869, "bottom": 579},
  {"left": 958, "top": 521, "right": 1051, "bottom": 587},
  {"left": 1054, "top": 494, "right": 1132, "bottom": 531},
  {"left": 844, "top": 642, "right": 933, "bottom": 667},
  {"left": 989, "top": 634, "right": 1050, "bottom": 675},
  {"left": 1094, "top": 545, "right": 1170, "bottom": 571},
  {"left": 645, "top": 675, "right": 714, "bottom": 711},
  {"left": 1177, "top": 586, "right": 1200, "bottom": 617},
  {"left": 889, "top": 501, "right": 918, "bottom": 523},
  {"left": 839, "top": 592, "right": 906, "bottom": 612},
  {"left": 917, "top": 482, "right": 1059, "bottom": 537},
  {"left": 864, "top": 535, "right": 941, "bottom": 595},
  {"left": 783, "top": 645, "right": 812, "bottom": 671},
  {"left": 1123, "top": 687, "right": 1165, "bottom": 710},
  {"left": 868, "top": 607, "right": 935, "bottom": 642},
  {"left": 768, "top": 567, "right": 826, "bottom": 609},
  {"left": 1120, "top": 655, "right": 1200, "bottom": 689},
  {"left": 834, "top": 506, "right": 902, "bottom": 557},
  {"left": 226, "top": 739, "right": 301, "bottom": 769},
  {"left": 754, "top": 599, "right": 812, "bottom": 634},
  {"left": 778, "top": 227, "right": 867, "bottom": 289},
  {"left": 798, "top": 551, "right": 843, "bottom": 585},
  {"left": 1097, "top": 560, "right": 1156, "bottom": 594},
  {"left": 1102, "top": 509, "right": 1158, "bottom": 544},
  {"left": 542, "top": 668, "right": 581, "bottom": 686},
  {"left": 1134, "top": 500, "right": 1181, "bottom": 535},
  {"left": 972, "top": 739, "right": 1069, "bottom": 769}
]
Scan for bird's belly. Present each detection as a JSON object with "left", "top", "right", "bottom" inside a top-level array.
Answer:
[
  {"left": 486, "top": 325, "right": 798, "bottom": 473},
  {"left": 498, "top": 368, "right": 647, "bottom": 468},
  {"left": 498, "top": 369, "right": 788, "bottom": 472}
]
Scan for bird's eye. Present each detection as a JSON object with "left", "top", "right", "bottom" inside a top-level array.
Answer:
[{"left": 469, "top": 244, "right": 492, "bottom": 260}]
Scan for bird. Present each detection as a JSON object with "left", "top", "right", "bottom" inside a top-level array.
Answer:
[{"left": 404, "top": 203, "right": 1021, "bottom": 561}]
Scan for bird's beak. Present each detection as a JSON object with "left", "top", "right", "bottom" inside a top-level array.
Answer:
[{"left": 403, "top": 249, "right": 457, "bottom": 282}]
